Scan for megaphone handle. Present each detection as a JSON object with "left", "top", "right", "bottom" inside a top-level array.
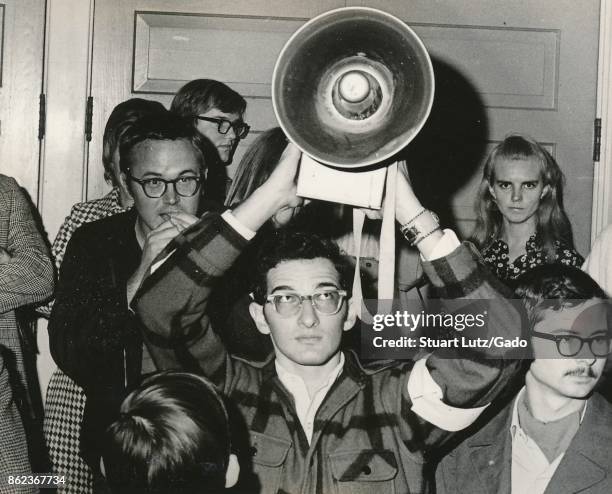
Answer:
[
  {"left": 378, "top": 163, "right": 398, "bottom": 302},
  {"left": 351, "top": 162, "right": 398, "bottom": 324},
  {"left": 351, "top": 208, "right": 370, "bottom": 323}
]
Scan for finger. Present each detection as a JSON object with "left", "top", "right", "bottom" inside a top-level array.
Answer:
[
  {"left": 166, "top": 212, "right": 198, "bottom": 228},
  {"left": 281, "top": 142, "right": 302, "bottom": 162}
]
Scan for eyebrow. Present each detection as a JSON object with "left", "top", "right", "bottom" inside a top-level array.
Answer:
[
  {"left": 208, "top": 114, "right": 243, "bottom": 123},
  {"left": 495, "top": 179, "right": 540, "bottom": 184},
  {"left": 269, "top": 281, "right": 340, "bottom": 294},
  {"left": 549, "top": 329, "right": 610, "bottom": 336},
  {"left": 139, "top": 169, "right": 199, "bottom": 178}
]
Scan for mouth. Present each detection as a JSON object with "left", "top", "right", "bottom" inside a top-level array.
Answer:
[
  {"left": 566, "top": 368, "right": 596, "bottom": 380},
  {"left": 160, "top": 208, "right": 184, "bottom": 217},
  {"left": 295, "top": 336, "right": 322, "bottom": 344}
]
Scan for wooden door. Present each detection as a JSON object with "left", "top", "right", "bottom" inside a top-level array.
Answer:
[
  {"left": 354, "top": 0, "right": 600, "bottom": 254},
  {"left": 87, "top": 0, "right": 345, "bottom": 201},
  {"left": 0, "top": 0, "right": 46, "bottom": 196},
  {"left": 88, "top": 0, "right": 600, "bottom": 254}
]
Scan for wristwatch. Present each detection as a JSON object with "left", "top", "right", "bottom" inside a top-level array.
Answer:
[{"left": 400, "top": 209, "right": 440, "bottom": 246}]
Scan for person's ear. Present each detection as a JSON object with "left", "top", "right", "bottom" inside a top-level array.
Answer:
[
  {"left": 343, "top": 297, "right": 358, "bottom": 332},
  {"left": 540, "top": 184, "right": 550, "bottom": 199},
  {"left": 249, "top": 301, "right": 270, "bottom": 335},
  {"left": 225, "top": 454, "right": 240, "bottom": 488}
]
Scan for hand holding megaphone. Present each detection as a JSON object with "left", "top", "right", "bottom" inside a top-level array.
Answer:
[{"left": 233, "top": 143, "right": 305, "bottom": 231}]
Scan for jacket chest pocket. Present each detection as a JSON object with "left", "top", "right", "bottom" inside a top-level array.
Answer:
[
  {"left": 329, "top": 449, "right": 398, "bottom": 494},
  {"left": 249, "top": 431, "right": 292, "bottom": 493}
]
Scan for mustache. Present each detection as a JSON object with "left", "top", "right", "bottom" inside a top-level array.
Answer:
[{"left": 565, "top": 367, "right": 596, "bottom": 378}]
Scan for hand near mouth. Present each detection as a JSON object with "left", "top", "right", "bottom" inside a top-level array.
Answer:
[{"left": 161, "top": 212, "right": 199, "bottom": 233}]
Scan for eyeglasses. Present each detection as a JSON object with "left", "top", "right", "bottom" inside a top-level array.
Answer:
[
  {"left": 532, "top": 331, "right": 612, "bottom": 357},
  {"left": 266, "top": 289, "right": 347, "bottom": 318},
  {"left": 195, "top": 116, "right": 250, "bottom": 139},
  {"left": 127, "top": 173, "right": 202, "bottom": 199}
]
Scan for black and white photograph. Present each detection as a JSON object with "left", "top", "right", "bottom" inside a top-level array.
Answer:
[{"left": 1, "top": 1, "right": 611, "bottom": 492}]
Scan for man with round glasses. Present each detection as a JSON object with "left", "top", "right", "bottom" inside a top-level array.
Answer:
[
  {"left": 48, "top": 111, "right": 223, "bottom": 481},
  {"left": 437, "top": 264, "right": 612, "bottom": 494},
  {"left": 132, "top": 147, "right": 526, "bottom": 493}
]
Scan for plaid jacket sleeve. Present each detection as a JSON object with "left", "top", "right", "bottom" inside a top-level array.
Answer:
[
  {"left": 0, "top": 354, "right": 35, "bottom": 493},
  {"left": 0, "top": 176, "right": 54, "bottom": 314},
  {"left": 133, "top": 213, "right": 248, "bottom": 375},
  {"left": 420, "top": 242, "right": 522, "bottom": 405},
  {"left": 391, "top": 242, "right": 523, "bottom": 449}
]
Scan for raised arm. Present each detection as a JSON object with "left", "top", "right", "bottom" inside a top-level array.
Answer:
[
  {"left": 0, "top": 176, "right": 54, "bottom": 314},
  {"left": 133, "top": 144, "right": 302, "bottom": 373},
  {"left": 392, "top": 168, "right": 522, "bottom": 446}
]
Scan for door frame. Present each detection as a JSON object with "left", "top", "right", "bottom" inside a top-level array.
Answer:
[{"left": 593, "top": 0, "right": 612, "bottom": 241}]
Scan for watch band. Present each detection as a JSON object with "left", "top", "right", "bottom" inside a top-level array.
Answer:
[{"left": 400, "top": 209, "right": 440, "bottom": 246}]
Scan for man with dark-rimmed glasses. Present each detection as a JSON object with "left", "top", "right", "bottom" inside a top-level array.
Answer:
[
  {"left": 437, "top": 264, "right": 612, "bottom": 494},
  {"left": 133, "top": 152, "right": 526, "bottom": 494},
  {"left": 48, "top": 111, "right": 222, "bottom": 482},
  {"left": 171, "top": 79, "right": 249, "bottom": 205}
]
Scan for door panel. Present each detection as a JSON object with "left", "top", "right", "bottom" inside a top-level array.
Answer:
[
  {"left": 0, "top": 0, "right": 45, "bottom": 196},
  {"left": 352, "top": 0, "right": 599, "bottom": 253},
  {"left": 90, "top": 0, "right": 599, "bottom": 254},
  {"left": 88, "top": 0, "right": 344, "bottom": 200}
]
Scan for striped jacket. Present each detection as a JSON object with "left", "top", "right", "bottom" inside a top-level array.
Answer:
[{"left": 134, "top": 213, "right": 522, "bottom": 494}]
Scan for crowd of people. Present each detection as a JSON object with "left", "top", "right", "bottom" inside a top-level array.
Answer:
[{"left": 1, "top": 77, "right": 612, "bottom": 494}]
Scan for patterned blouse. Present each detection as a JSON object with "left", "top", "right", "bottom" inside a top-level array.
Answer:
[
  {"left": 482, "top": 234, "right": 584, "bottom": 283},
  {"left": 38, "top": 187, "right": 129, "bottom": 316}
]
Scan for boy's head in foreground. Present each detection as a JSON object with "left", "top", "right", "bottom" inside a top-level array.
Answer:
[{"left": 102, "top": 371, "right": 239, "bottom": 494}]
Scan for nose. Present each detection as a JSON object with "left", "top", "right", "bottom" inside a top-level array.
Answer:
[
  {"left": 298, "top": 299, "right": 320, "bottom": 328},
  {"left": 575, "top": 346, "right": 597, "bottom": 366},
  {"left": 511, "top": 185, "right": 522, "bottom": 202},
  {"left": 163, "top": 184, "right": 179, "bottom": 205}
]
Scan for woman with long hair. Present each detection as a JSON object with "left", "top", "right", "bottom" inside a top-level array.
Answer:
[{"left": 471, "top": 134, "right": 583, "bottom": 283}]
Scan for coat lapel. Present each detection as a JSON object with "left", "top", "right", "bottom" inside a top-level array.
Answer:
[
  {"left": 544, "top": 394, "right": 612, "bottom": 494},
  {"left": 466, "top": 405, "right": 513, "bottom": 494}
]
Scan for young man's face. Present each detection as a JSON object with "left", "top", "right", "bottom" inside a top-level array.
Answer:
[
  {"left": 122, "top": 139, "right": 201, "bottom": 235},
  {"left": 195, "top": 108, "right": 243, "bottom": 164},
  {"left": 250, "top": 258, "right": 356, "bottom": 371},
  {"left": 528, "top": 299, "right": 610, "bottom": 400}
]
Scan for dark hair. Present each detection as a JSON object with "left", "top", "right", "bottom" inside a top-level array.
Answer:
[
  {"left": 225, "top": 127, "right": 288, "bottom": 208},
  {"left": 471, "top": 134, "right": 575, "bottom": 261},
  {"left": 119, "top": 111, "right": 211, "bottom": 175},
  {"left": 252, "top": 229, "right": 351, "bottom": 304},
  {"left": 102, "top": 371, "right": 230, "bottom": 494},
  {"left": 102, "top": 98, "right": 167, "bottom": 185},
  {"left": 171, "top": 79, "right": 246, "bottom": 119},
  {"left": 514, "top": 264, "right": 608, "bottom": 329}
]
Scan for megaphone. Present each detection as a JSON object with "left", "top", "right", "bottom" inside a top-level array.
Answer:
[{"left": 272, "top": 7, "right": 434, "bottom": 207}]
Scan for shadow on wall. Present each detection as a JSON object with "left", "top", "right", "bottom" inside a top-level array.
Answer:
[{"left": 401, "top": 57, "right": 489, "bottom": 235}]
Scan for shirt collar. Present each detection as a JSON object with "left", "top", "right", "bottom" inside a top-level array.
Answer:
[
  {"left": 275, "top": 352, "right": 345, "bottom": 394},
  {"left": 510, "top": 386, "right": 588, "bottom": 439}
]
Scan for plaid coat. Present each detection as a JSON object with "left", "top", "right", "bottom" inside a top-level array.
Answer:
[
  {"left": 0, "top": 352, "right": 35, "bottom": 494},
  {"left": 134, "top": 213, "right": 522, "bottom": 494},
  {"left": 0, "top": 174, "right": 54, "bottom": 396}
]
